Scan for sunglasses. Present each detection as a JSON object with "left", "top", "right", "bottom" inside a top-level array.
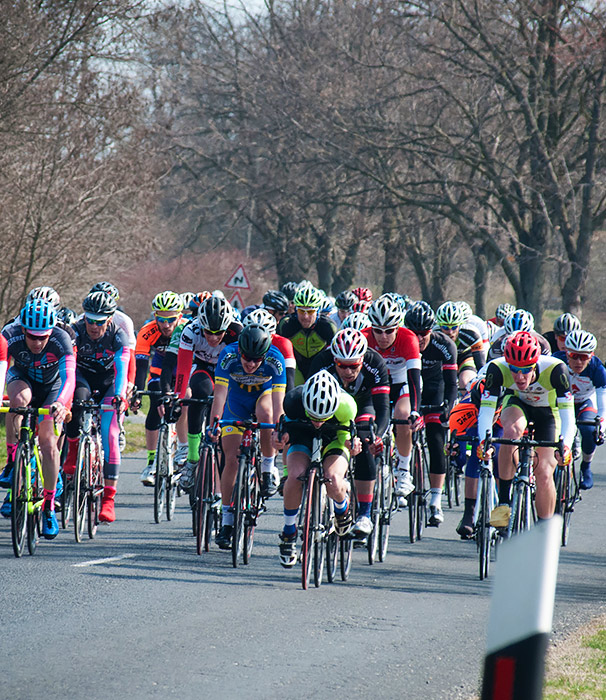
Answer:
[
  {"left": 25, "top": 331, "right": 50, "bottom": 341},
  {"left": 297, "top": 308, "right": 317, "bottom": 315},
  {"left": 567, "top": 352, "right": 592, "bottom": 361},
  {"left": 335, "top": 359, "right": 363, "bottom": 369},
  {"left": 372, "top": 327, "right": 397, "bottom": 335},
  {"left": 241, "top": 353, "right": 264, "bottom": 364},
  {"left": 415, "top": 330, "right": 432, "bottom": 338},
  {"left": 439, "top": 325, "right": 459, "bottom": 331},
  {"left": 203, "top": 328, "right": 225, "bottom": 336},
  {"left": 85, "top": 316, "right": 108, "bottom": 326},
  {"left": 156, "top": 315, "right": 178, "bottom": 324},
  {"left": 508, "top": 364, "right": 536, "bottom": 375}
]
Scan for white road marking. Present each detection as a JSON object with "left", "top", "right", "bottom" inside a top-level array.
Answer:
[{"left": 73, "top": 553, "right": 137, "bottom": 568}]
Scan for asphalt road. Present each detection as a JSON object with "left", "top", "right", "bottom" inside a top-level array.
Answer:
[{"left": 2, "top": 450, "right": 605, "bottom": 700}]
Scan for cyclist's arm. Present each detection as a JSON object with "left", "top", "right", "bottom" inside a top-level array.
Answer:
[
  {"left": 57, "top": 352, "right": 76, "bottom": 407},
  {"left": 113, "top": 343, "right": 130, "bottom": 400},
  {"left": 209, "top": 381, "right": 228, "bottom": 425},
  {"left": 477, "top": 362, "right": 504, "bottom": 440},
  {"left": 160, "top": 351, "right": 178, "bottom": 395},
  {"left": 552, "top": 362, "right": 575, "bottom": 447}
]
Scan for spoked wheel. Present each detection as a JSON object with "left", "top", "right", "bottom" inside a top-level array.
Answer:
[
  {"left": 408, "top": 445, "right": 424, "bottom": 543},
  {"left": 509, "top": 483, "right": 533, "bottom": 537},
  {"left": 204, "top": 450, "right": 220, "bottom": 552},
  {"left": 454, "top": 468, "right": 461, "bottom": 506},
  {"left": 74, "top": 441, "right": 90, "bottom": 543},
  {"left": 301, "top": 469, "right": 315, "bottom": 590},
  {"left": 339, "top": 534, "right": 353, "bottom": 582},
  {"left": 313, "top": 481, "right": 326, "bottom": 587},
  {"left": 378, "top": 461, "right": 394, "bottom": 562},
  {"left": 478, "top": 477, "right": 491, "bottom": 580},
  {"left": 555, "top": 464, "right": 573, "bottom": 546},
  {"left": 367, "top": 467, "right": 381, "bottom": 565},
  {"left": 88, "top": 446, "right": 102, "bottom": 540},
  {"left": 325, "top": 498, "right": 338, "bottom": 583},
  {"left": 231, "top": 455, "right": 247, "bottom": 568},
  {"left": 243, "top": 457, "right": 260, "bottom": 566},
  {"left": 154, "top": 426, "right": 169, "bottom": 523},
  {"left": 27, "top": 458, "right": 41, "bottom": 556},
  {"left": 61, "top": 475, "right": 73, "bottom": 529},
  {"left": 445, "top": 459, "right": 455, "bottom": 509},
  {"left": 195, "top": 450, "right": 209, "bottom": 555},
  {"left": 11, "top": 446, "right": 29, "bottom": 558}
]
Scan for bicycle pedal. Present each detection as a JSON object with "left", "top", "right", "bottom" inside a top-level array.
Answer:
[{"left": 352, "top": 537, "right": 367, "bottom": 548}]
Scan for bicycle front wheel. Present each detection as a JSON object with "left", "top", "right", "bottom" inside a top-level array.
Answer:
[
  {"left": 231, "top": 455, "right": 247, "bottom": 568},
  {"left": 313, "top": 479, "right": 326, "bottom": 587},
  {"left": 478, "top": 474, "right": 491, "bottom": 580},
  {"left": 243, "top": 454, "right": 260, "bottom": 566},
  {"left": 74, "top": 440, "right": 90, "bottom": 543},
  {"left": 367, "top": 466, "right": 381, "bottom": 565},
  {"left": 27, "top": 456, "right": 42, "bottom": 556},
  {"left": 195, "top": 449, "right": 209, "bottom": 555},
  {"left": 408, "top": 445, "right": 424, "bottom": 543},
  {"left": 378, "top": 458, "right": 394, "bottom": 562},
  {"left": 61, "top": 473, "right": 73, "bottom": 529},
  {"left": 11, "top": 445, "right": 29, "bottom": 557},
  {"left": 154, "top": 425, "right": 169, "bottom": 523},
  {"left": 88, "top": 441, "right": 102, "bottom": 539},
  {"left": 301, "top": 468, "right": 315, "bottom": 590}
]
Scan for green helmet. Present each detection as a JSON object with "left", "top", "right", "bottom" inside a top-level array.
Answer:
[
  {"left": 293, "top": 285, "right": 323, "bottom": 309},
  {"left": 151, "top": 291, "right": 184, "bottom": 314},
  {"left": 435, "top": 301, "right": 466, "bottom": 327}
]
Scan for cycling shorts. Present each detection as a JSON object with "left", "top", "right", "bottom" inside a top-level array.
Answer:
[
  {"left": 7, "top": 368, "right": 62, "bottom": 422},
  {"left": 501, "top": 394, "right": 558, "bottom": 442},
  {"left": 221, "top": 387, "right": 272, "bottom": 437}
]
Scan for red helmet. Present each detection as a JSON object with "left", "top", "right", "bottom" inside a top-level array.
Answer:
[
  {"left": 352, "top": 299, "right": 371, "bottom": 314},
  {"left": 352, "top": 287, "right": 373, "bottom": 302},
  {"left": 504, "top": 331, "right": 541, "bottom": 367}
]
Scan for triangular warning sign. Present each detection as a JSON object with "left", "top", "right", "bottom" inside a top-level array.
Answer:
[
  {"left": 228, "top": 290, "right": 245, "bottom": 311},
  {"left": 225, "top": 264, "right": 250, "bottom": 290}
]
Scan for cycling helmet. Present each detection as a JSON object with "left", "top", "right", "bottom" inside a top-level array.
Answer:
[
  {"left": 20, "top": 298, "right": 57, "bottom": 335},
  {"left": 352, "top": 299, "right": 371, "bottom": 314},
  {"left": 503, "top": 309, "right": 534, "bottom": 335},
  {"left": 90, "top": 281, "right": 120, "bottom": 302},
  {"left": 151, "top": 291, "right": 184, "bottom": 314},
  {"left": 352, "top": 287, "right": 373, "bottom": 302},
  {"left": 293, "top": 285, "right": 323, "bottom": 309},
  {"left": 368, "top": 295, "right": 402, "bottom": 329},
  {"left": 397, "top": 294, "right": 412, "bottom": 312},
  {"left": 26, "top": 286, "right": 61, "bottom": 311},
  {"left": 180, "top": 292, "right": 196, "bottom": 308},
  {"left": 320, "top": 296, "right": 334, "bottom": 314},
  {"left": 198, "top": 295, "right": 233, "bottom": 332},
  {"left": 496, "top": 302, "right": 516, "bottom": 321},
  {"left": 262, "top": 289, "right": 289, "bottom": 313},
  {"left": 503, "top": 331, "right": 541, "bottom": 367},
  {"left": 553, "top": 312, "right": 581, "bottom": 336},
  {"left": 189, "top": 291, "right": 211, "bottom": 313},
  {"left": 56, "top": 307, "right": 77, "bottom": 326},
  {"left": 231, "top": 307, "right": 242, "bottom": 322},
  {"left": 404, "top": 301, "right": 435, "bottom": 332},
  {"left": 82, "top": 291, "right": 117, "bottom": 319},
  {"left": 303, "top": 370, "right": 341, "bottom": 420},
  {"left": 341, "top": 311, "right": 372, "bottom": 331},
  {"left": 486, "top": 319, "right": 499, "bottom": 341},
  {"left": 238, "top": 324, "right": 271, "bottom": 359},
  {"left": 243, "top": 307, "right": 277, "bottom": 335},
  {"left": 330, "top": 328, "right": 368, "bottom": 361},
  {"left": 435, "top": 301, "right": 466, "bottom": 327},
  {"left": 281, "top": 281, "right": 299, "bottom": 301},
  {"left": 335, "top": 291, "right": 357, "bottom": 311},
  {"left": 456, "top": 301, "right": 473, "bottom": 321},
  {"left": 565, "top": 329, "right": 597, "bottom": 355}
]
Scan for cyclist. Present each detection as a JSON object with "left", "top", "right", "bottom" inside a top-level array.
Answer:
[
  {"left": 172, "top": 295, "right": 242, "bottom": 491},
  {"left": 554, "top": 329, "right": 606, "bottom": 490},
  {"left": 0, "top": 299, "right": 75, "bottom": 538},
  {"left": 487, "top": 303, "right": 516, "bottom": 328},
  {"left": 404, "top": 301, "right": 458, "bottom": 525},
  {"left": 457, "top": 301, "right": 489, "bottom": 352},
  {"left": 273, "top": 370, "right": 360, "bottom": 567},
  {"left": 342, "top": 311, "right": 372, "bottom": 331},
  {"left": 207, "top": 324, "right": 286, "bottom": 549},
  {"left": 435, "top": 301, "right": 485, "bottom": 393},
  {"left": 352, "top": 287, "right": 373, "bottom": 303},
  {"left": 277, "top": 284, "right": 336, "bottom": 386},
  {"left": 478, "top": 331, "right": 575, "bottom": 524},
  {"left": 544, "top": 312, "right": 582, "bottom": 354},
  {"left": 133, "top": 292, "right": 188, "bottom": 486},
  {"left": 280, "top": 281, "right": 299, "bottom": 315},
  {"left": 309, "top": 327, "right": 390, "bottom": 536},
  {"left": 488, "top": 309, "right": 550, "bottom": 360},
  {"left": 329, "top": 291, "right": 356, "bottom": 329},
  {"left": 261, "top": 289, "right": 290, "bottom": 324},
  {"left": 362, "top": 295, "right": 422, "bottom": 504},
  {"left": 62, "top": 291, "right": 129, "bottom": 522}
]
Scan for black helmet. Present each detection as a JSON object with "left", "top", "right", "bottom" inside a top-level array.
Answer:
[
  {"left": 334, "top": 291, "right": 356, "bottom": 311},
  {"left": 82, "top": 291, "right": 117, "bottom": 318},
  {"left": 198, "top": 295, "right": 232, "bottom": 332},
  {"left": 56, "top": 307, "right": 77, "bottom": 325},
  {"left": 90, "top": 281, "right": 120, "bottom": 302},
  {"left": 405, "top": 301, "right": 435, "bottom": 332},
  {"left": 238, "top": 324, "right": 271, "bottom": 359},
  {"left": 280, "top": 281, "right": 298, "bottom": 301},
  {"left": 262, "top": 289, "right": 289, "bottom": 313}
]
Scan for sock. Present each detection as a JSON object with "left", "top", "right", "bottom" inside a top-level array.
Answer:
[
  {"left": 43, "top": 489, "right": 56, "bottom": 511},
  {"left": 333, "top": 497, "right": 349, "bottom": 515},
  {"left": 397, "top": 455, "right": 411, "bottom": 473},
  {"left": 187, "top": 433, "right": 200, "bottom": 462},
  {"left": 222, "top": 505, "right": 234, "bottom": 527},
  {"left": 357, "top": 493, "right": 373, "bottom": 518},
  {"left": 147, "top": 449, "right": 157, "bottom": 466},
  {"left": 283, "top": 507, "right": 298, "bottom": 536},
  {"left": 430, "top": 487, "right": 442, "bottom": 508},
  {"left": 103, "top": 486, "right": 117, "bottom": 501},
  {"left": 7, "top": 443, "right": 16, "bottom": 463},
  {"left": 498, "top": 479, "right": 512, "bottom": 505},
  {"left": 464, "top": 497, "right": 475, "bottom": 520},
  {"left": 261, "top": 456, "right": 275, "bottom": 474},
  {"left": 282, "top": 466, "right": 288, "bottom": 478}
]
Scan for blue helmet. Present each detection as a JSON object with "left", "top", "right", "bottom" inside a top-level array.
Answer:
[{"left": 20, "top": 299, "right": 57, "bottom": 334}]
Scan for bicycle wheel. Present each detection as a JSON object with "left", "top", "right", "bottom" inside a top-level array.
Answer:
[
  {"left": 367, "top": 466, "right": 381, "bottom": 565},
  {"left": 325, "top": 497, "right": 338, "bottom": 583},
  {"left": 154, "top": 425, "right": 169, "bottom": 523},
  {"left": 61, "top": 474, "right": 73, "bottom": 529},
  {"left": 195, "top": 448, "right": 210, "bottom": 555},
  {"left": 555, "top": 464, "right": 573, "bottom": 546},
  {"left": 231, "top": 455, "right": 247, "bottom": 568},
  {"left": 11, "top": 445, "right": 28, "bottom": 557},
  {"left": 87, "top": 442, "right": 102, "bottom": 540},
  {"left": 478, "top": 474, "right": 491, "bottom": 580},
  {"left": 27, "top": 456, "right": 42, "bottom": 556},
  {"left": 74, "top": 440, "right": 90, "bottom": 543},
  {"left": 313, "top": 480, "right": 326, "bottom": 587},
  {"left": 408, "top": 445, "right": 422, "bottom": 543},
  {"left": 243, "top": 455, "right": 260, "bottom": 566},
  {"left": 454, "top": 465, "right": 461, "bottom": 506},
  {"left": 378, "top": 457, "right": 394, "bottom": 562},
  {"left": 339, "top": 532, "right": 353, "bottom": 582},
  {"left": 445, "top": 458, "right": 455, "bottom": 509},
  {"left": 301, "top": 468, "right": 315, "bottom": 590},
  {"left": 205, "top": 449, "right": 220, "bottom": 552}
]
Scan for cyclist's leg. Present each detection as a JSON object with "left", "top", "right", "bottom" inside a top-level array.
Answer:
[
  {"left": 497, "top": 400, "right": 527, "bottom": 504},
  {"left": 141, "top": 377, "right": 162, "bottom": 483},
  {"left": 532, "top": 409, "right": 558, "bottom": 519},
  {"left": 63, "top": 376, "right": 91, "bottom": 475},
  {"left": 1, "top": 375, "right": 30, "bottom": 486},
  {"left": 393, "top": 389, "right": 414, "bottom": 498},
  {"left": 255, "top": 390, "right": 280, "bottom": 497},
  {"left": 99, "top": 380, "right": 120, "bottom": 522},
  {"left": 279, "top": 446, "right": 310, "bottom": 567},
  {"left": 352, "top": 420, "right": 375, "bottom": 535},
  {"left": 577, "top": 401, "right": 597, "bottom": 489},
  {"left": 425, "top": 414, "right": 446, "bottom": 526},
  {"left": 323, "top": 448, "right": 352, "bottom": 535},
  {"left": 182, "top": 369, "right": 214, "bottom": 489}
]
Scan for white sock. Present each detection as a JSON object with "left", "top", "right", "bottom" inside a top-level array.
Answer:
[
  {"left": 177, "top": 440, "right": 188, "bottom": 451},
  {"left": 397, "top": 455, "right": 411, "bottom": 473},
  {"left": 430, "top": 488, "right": 442, "bottom": 508},
  {"left": 261, "top": 456, "right": 275, "bottom": 473}
]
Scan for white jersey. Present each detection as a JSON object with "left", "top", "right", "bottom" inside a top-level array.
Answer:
[{"left": 114, "top": 309, "right": 136, "bottom": 350}]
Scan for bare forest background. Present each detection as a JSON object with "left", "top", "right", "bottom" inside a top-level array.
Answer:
[{"left": 2, "top": 0, "right": 606, "bottom": 340}]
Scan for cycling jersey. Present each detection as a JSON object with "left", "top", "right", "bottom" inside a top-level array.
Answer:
[
  {"left": 488, "top": 328, "right": 551, "bottom": 361},
  {"left": 0, "top": 334, "right": 7, "bottom": 394},
  {"left": 277, "top": 314, "right": 336, "bottom": 384},
  {"left": 3, "top": 324, "right": 75, "bottom": 406},
  {"left": 135, "top": 317, "right": 184, "bottom": 388},
  {"left": 420, "top": 331, "right": 458, "bottom": 410},
  {"left": 554, "top": 351, "right": 606, "bottom": 414},
  {"left": 451, "top": 323, "right": 485, "bottom": 370},
  {"left": 215, "top": 343, "right": 286, "bottom": 394}
]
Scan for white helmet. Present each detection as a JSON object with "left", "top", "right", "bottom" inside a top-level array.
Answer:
[
  {"left": 565, "top": 329, "right": 597, "bottom": 354},
  {"left": 303, "top": 370, "right": 341, "bottom": 420},
  {"left": 243, "top": 307, "right": 277, "bottom": 335},
  {"left": 368, "top": 295, "right": 402, "bottom": 329},
  {"left": 330, "top": 328, "right": 368, "bottom": 361},
  {"left": 341, "top": 311, "right": 372, "bottom": 331}
]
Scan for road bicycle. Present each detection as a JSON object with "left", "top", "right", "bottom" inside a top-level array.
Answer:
[
  {"left": 0, "top": 406, "right": 55, "bottom": 557},
  {"left": 220, "top": 418, "right": 274, "bottom": 568},
  {"left": 445, "top": 430, "right": 462, "bottom": 509}
]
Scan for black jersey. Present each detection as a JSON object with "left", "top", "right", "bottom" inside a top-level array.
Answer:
[
  {"left": 73, "top": 318, "right": 129, "bottom": 376},
  {"left": 420, "top": 331, "right": 458, "bottom": 411}
]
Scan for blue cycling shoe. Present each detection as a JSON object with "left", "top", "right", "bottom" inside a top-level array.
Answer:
[
  {"left": 580, "top": 465, "right": 593, "bottom": 490},
  {"left": 0, "top": 463, "right": 14, "bottom": 489},
  {"left": 0, "top": 493, "right": 11, "bottom": 518},
  {"left": 42, "top": 506, "right": 59, "bottom": 539}
]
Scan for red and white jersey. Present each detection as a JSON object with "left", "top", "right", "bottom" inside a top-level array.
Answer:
[
  {"left": 272, "top": 333, "right": 296, "bottom": 370},
  {"left": 363, "top": 327, "right": 421, "bottom": 384}
]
